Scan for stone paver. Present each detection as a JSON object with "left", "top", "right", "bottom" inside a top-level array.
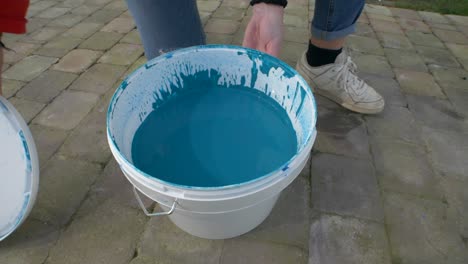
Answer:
[
  {"left": 395, "top": 69, "right": 445, "bottom": 98},
  {"left": 384, "top": 192, "right": 468, "bottom": 264},
  {"left": 17, "top": 70, "right": 78, "bottom": 103},
  {"left": 311, "top": 153, "right": 383, "bottom": 222},
  {"left": 384, "top": 48, "right": 428, "bottom": 71},
  {"left": 3, "top": 55, "right": 58, "bottom": 82},
  {"left": 53, "top": 49, "right": 102, "bottom": 73},
  {"left": 30, "top": 157, "right": 102, "bottom": 226},
  {"left": 30, "top": 124, "right": 69, "bottom": 166},
  {"left": 2, "top": 3, "right": 468, "bottom": 263},
  {"left": 309, "top": 214, "right": 391, "bottom": 264},
  {"left": 8, "top": 97, "right": 46, "bottom": 123},
  {"left": 79, "top": 31, "right": 123, "bottom": 51},
  {"left": 34, "top": 36, "right": 83, "bottom": 58},
  {"left": 33, "top": 90, "right": 99, "bottom": 130}
]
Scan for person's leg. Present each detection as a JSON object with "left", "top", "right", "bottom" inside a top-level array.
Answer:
[
  {"left": 126, "top": 0, "right": 205, "bottom": 60},
  {"left": 296, "top": 0, "right": 384, "bottom": 114}
]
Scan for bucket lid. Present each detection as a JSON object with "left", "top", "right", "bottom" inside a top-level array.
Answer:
[{"left": 0, "top": 97, "right": 39, "bottom": 241}]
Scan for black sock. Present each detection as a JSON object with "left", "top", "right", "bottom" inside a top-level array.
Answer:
[{"left": 306, "top": 42, "right": 342, "bottom": 67}]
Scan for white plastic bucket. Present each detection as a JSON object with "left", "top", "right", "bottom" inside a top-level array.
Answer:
[{"left": 107, "top": 45, "right": 317, "bottom": 239}]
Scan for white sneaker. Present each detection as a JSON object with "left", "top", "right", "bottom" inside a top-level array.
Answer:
[{"left": 296, "top": 51, "right": 385, "bottom": 114}]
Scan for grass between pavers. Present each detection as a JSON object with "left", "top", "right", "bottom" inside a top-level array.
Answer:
[{"left": 367, "top": 0, "right": 468, "bottom": 16}]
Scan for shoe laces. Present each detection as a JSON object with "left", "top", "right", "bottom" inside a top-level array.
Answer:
[{"left": 336, "top": 56, "right": 365, "bottom": 96}]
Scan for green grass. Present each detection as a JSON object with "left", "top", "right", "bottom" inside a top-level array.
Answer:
[{"left": 368, "top": 0, "right": 468, "bottom": 16}]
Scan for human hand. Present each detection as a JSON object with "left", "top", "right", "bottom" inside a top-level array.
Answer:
[{"left": 242, "top": 3, "right": 284, "bottom": 57}]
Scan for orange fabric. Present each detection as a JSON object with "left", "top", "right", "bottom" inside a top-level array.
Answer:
[{"left": 0, "top": 0, "right": 30, "bottom": 34}]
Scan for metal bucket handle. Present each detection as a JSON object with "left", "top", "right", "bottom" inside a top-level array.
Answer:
[{"left": 132, "top": 186, "right": 177, "bottom": 217}]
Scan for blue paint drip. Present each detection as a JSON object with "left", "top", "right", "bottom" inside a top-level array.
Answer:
[{"left": 131, "top": 71, "right": 297, "bottom": 187}]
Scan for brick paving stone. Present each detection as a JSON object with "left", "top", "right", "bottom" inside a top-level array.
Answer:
[
  {"left": 368, "top": 14, "right": 397, "bottom": 22},
  {"left": 62, "top": 22, "right": 103, "bottom": 39},
  {"left": 446, "top": 43, "right": 468, "bottom": 61},
  {"left": 197, "top": 0, "right": 220, "bottom": 12},
  {"left": 48, "top": 14, "right": 85, "bottom": 28},
  {"left": 199, "top": 11, "right": 211, "bottom": 25},
  {"left": 429, "top": 22, "right": 458, "bottom": 31},
  {"left": 389, "top": 7, "right": 421, "bottom": 20},
  {"left": 59, "top": 0, "right": 86, "bottom": 8},
  {"left": 347, "top": 35, "right": 384, "bottom": 55},
  {"left": 101, "top": 17, "right": 135, "bottom": 34},
  {"left": 206, "top": 33, "right": 234, "bottom": 44},
  {"left": 45, "top": 199, "right": 146, "bottom": 264},
  {"left": 123, "top": 56, "right": 147, "bottom": 77},
  {"left": 309, "top": 214, "right": 391, "bottom": 264},
  {"left": 377, "top": 32, "right": 414, "bottom": 50},
  {"left": 69, "top": 63, "right": 126, "bottom": 94},
  {"left": 419, "top": 11, "right": 450, "bottom": 24},
  {"left": 137, "top": 216, "right": 224, "bottom": 264},
  {"left": 103, "top": 0, "right": 127, "bottom": 11},
  {"left": 204, "top": 18, "right": 240, "bottom": 35},
  {"left": 3, "top": 42, "right": 39, "bottom": 64},
  {"left": 280, "top": 41, "right": 307, "bottom": 66},
  {"left": 37, "top": 7, "right": 71, "bottom": 19},
  {"left": 360, "top": 73, "right": 407, "bottom": 107},
  {"left": 284, "top": 14, "right": 309, "bottom": 28},
  {"left": 24, "top": 27, "right": 67, "bottom": 44},
  {"left": 221, "top": 0, "right": 250, "bottom": 9},
  {"left": 365, "top": 4, "right": 392, "bottom": 16},
  {"left": 8, "top": 97, "right": 46, "bottom": 124},
  {"left": 220, "top": 238, "right": 306, "bottom": 264},
  {"left": 30, "top": 157, "right": 102, "bottom": 226},
  {"left": 98, "top": 43, "right": 143, "bottom": 65},
  {"left": 79, "top": 31, "right": 122, "bottom": 50},
  {"left": 0, "top": 220, "right": 59, "bottom": 264},
  {"left": 398, "top": 18, "right": 431, "bottom": 33},
  {"left": 243, "top": 177, "right": 311, "bottom": 248},
  {"left": 357, "top": 13, "right": 369, "bottom": 24},
  {"left": 30, "top": 124, "right": 68, "bottom": 166},
  {"left": 433, "top": 29, "right": 468, "bottom": 44},
  {"left": 371, "top": 138, "right": 443, "bottom": 199},
  {"left": 384, "top": 192, "right": 468, "bottom": 264},
  {"left": 395, "top": 69, "right": 445, "bottom": 98},
  {"left": 29, "top": 0, "right": 56, "bottom": 13},
  {"left": 384, "top": 48, "right": 427, "bottom": 72},
  {"left": 120, "top": 29, "right": 141, "bottom": 44},
  {"left": 34, "top": 36, "right": 83, "bottom": 58},
  {"left": 458, "top": 25, "right": 468, "bottom": 37},
  {"left": 370, "top": 19, "right": 404, "bottom": 35},
  {"left": 446, "top": 14, "right": 468, "bottom": 26},
  {"left": 430, "top": 66, "right": 468, "bottom": 116},
  {"left": 441, "top": 178, "right": 468, "bottom": 237},
  {"left": 314, "top": 108, "right": 370, "bottom": 159},
  {"left": 416, "top": 45, "right": 460, "bottom": 68},
  {"left": 1, "top": 79, "right": 25, "bottom": 99},
  {"left": 212, "top": 6, "right": 245, "bottom": 21},
  {"left": 283, "top": 26, "right": 308, "bottom": 43},
  {"left": 17, "top": 70, "right": 78, "bottom": 103},
  {"left": 407, "top": 95, "right": 468, "bottom": 133},
  {"left": 406, "top": 31, "right": 444, "bottom": 48},
  {"left": 81, "top": 9, "right": 122, "bottom": 24},
  {"left": 33, "top": 90, "right": 99, "bottom": 130},
  {"left": 354, "top": 23, "right": 376, "bottom": 38},
  {"left": 26, "top": 17, "right": 51, "bottom": 33},
  {"left": 311, "top": 153, "right": 383, "bottom": 221},
  {"left": 85, "top": 0, "right": 113, "bottom": 6},
  {"left": 71, "top": 4, "right": 101, "bottom": 16},
  {"left": 3, "top": 55, "right": 58, "bottom": 82},
  {"left": 53, "top": 49, "right": 102, "bottom": 73},
  {"left": 285, "top": 5, "right": 308, "bottom": 17},
  {"left": 422, "top": 127, "right": 468, "bottom": 181},
  {"left": 365, "top": 106, "right": 422, "bottom": 144},
  {"left": 351, "top": 53, "right": 394, "bottom": 77}
]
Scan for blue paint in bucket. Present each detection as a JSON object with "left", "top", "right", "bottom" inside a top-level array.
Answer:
[
  {"left": 107, "top": 45, "right": 317, "bottom": 190},
  {"left": 131, "top": 80, "right": 297, "bottom": 187}
]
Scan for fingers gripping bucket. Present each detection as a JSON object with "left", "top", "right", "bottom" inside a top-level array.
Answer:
[{"left": 107, "top": 45, "right": 317, "bottom": 239}]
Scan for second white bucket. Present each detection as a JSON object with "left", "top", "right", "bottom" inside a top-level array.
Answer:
[{"left": 107, "top": 45, "right": 317, "bottom": 239}]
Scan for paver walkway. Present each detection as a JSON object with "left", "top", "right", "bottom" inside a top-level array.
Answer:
[{"left": 1, "top": 0, "right": 468, "bottom": 263}]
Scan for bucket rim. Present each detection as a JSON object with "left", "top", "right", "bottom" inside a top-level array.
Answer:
[{"left": 106, "top": 44, "right": 317, "bottom": 190}]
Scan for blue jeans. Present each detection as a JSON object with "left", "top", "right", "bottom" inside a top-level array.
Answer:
[{"left": 126, "top": 0, "right": 364, "bottom": 60}]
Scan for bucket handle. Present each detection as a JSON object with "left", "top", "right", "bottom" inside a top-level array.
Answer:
[{"left": 133, "top": 186, "right": 177, "bottom": 217}]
